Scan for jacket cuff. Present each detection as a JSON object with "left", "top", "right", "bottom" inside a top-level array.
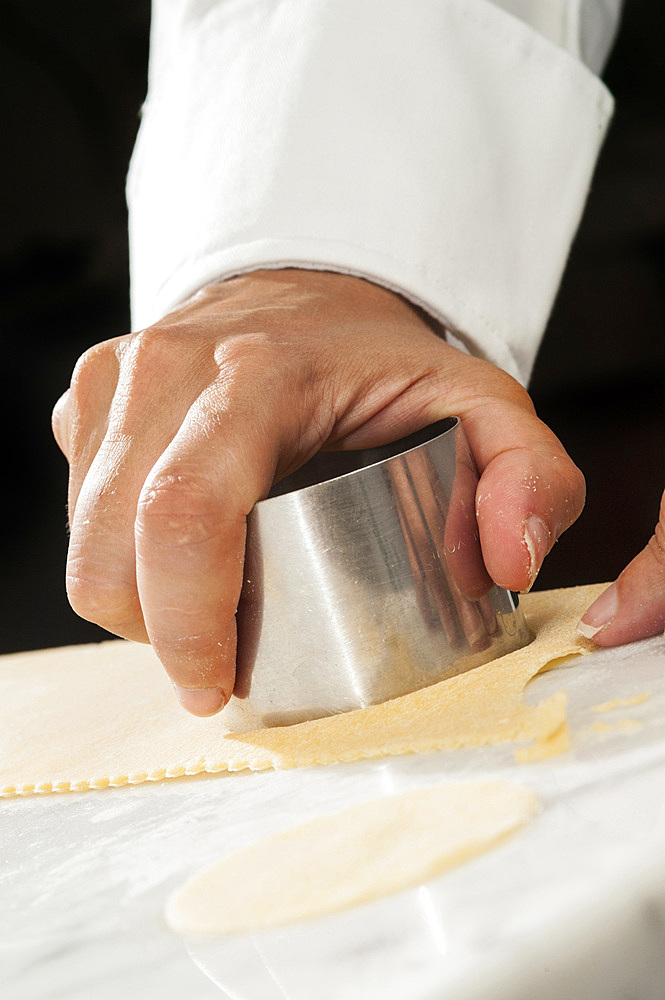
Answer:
[{"left": 127, "top": 0, "right": 613, "bottom": 385}]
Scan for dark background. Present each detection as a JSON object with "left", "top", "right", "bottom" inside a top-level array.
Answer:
[{"left": 1, "top": 2, "right": 664, "bottom": 654}]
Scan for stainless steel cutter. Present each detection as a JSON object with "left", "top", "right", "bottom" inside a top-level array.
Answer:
[{"left": 223, "top": 417, "right": 530, "bottom": 729}]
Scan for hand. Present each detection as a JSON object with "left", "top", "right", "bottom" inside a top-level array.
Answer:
[
  {"left": 52, "top": 269, "right": 585, "bottom": 715},
  {"left": 579, "top": 491, "right": 665, "bottom": 644}
]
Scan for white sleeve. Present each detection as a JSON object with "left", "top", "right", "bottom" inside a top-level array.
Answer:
[{"left": 127, "top": 0, "right": 618, "bottom": 386}]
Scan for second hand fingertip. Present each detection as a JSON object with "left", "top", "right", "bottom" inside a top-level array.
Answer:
[
  {"left": 174, "top": 685, "right": 228, "bottom": 717},
  {"left": 577, "top": 582, "right": 618, "bottom": 641}
]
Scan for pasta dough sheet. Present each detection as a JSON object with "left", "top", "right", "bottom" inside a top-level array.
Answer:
[
  {"left": 0, "top": 584, "right": 603, "bottom": 797},
  {"left": 166, "top": 780, "right": 539, "bottom": 935}
]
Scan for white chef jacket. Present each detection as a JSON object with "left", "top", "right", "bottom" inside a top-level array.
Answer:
[{"left": 127, "top": 0, "right": 621, "bottom": 387}]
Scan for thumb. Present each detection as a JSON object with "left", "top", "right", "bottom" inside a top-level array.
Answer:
[{"left": 578, "top": 491, "right": 665, "bottom": 645}]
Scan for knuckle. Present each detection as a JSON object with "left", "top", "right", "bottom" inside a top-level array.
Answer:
[
  {"left": 214, "top": 333, "right": 284, "bottom": 391},
  {"left": 649, "top": 517, "right": 665, "bottom": 569},
  {"left": 473, "top": 364, "right": 536, "bottom": 413},
  {"left": 548, "top": 459, "right": 586, "bottom": 538},
  {"left": 60, "top": 340, "right": 126, "bottom": 463},
  {"left": 119, "top": 329, "right": 168, "bottom": 386},
  {"left": 122, "top": 325, "right": 217, "bottom": 396},
  {"left": 128, "top": 323, "right": 197, "bottom": 365},
  {"left": 66, "top": 567, "right": 140, "bottom": 632},
  {"left": 69, "top": 342, "right": 116, "bottom": 401},
  {"left": 51, "top": 390, "right": 70, "bottom": 453},
  {"left": 494, "top": 368, "right": 532, "bottom": 405},
  {"left": 126, "top": 325, "right": 174, "bottom": 363},
  {"left": 567, "top": 462, "right": 587, "bottom": 512},
  {"left": 137, "top": 470, "right": 222, "bottom": 547},
  {"left": 216, "top": 330, "right": 274, "bottom": 362}
]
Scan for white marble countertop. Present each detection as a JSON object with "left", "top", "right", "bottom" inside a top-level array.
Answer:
[{"left": 3, "top": 636, "right": 665, "bottom": 1000}]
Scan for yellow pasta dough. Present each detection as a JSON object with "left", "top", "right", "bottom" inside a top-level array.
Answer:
[
  {"left": 591, "top": 694, "right": 649, "bottom": 713},
  {"left": 0, "top": 584, "right": 603, "bottom": 796},
  {"left": 166, "top": 780, "right": 539, "bottom": 935}
]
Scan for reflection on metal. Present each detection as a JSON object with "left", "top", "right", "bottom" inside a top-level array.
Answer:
[{"left": 226, "top": 417, "right": 530, "bottom": 730}]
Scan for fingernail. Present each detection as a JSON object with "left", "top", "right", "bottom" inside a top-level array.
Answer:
[
  {"left": 524, "top": 516, "right": 549, "bottom": 589},
  {"left": 577, "top": 583, "right": 618, "bottom": 639},
  {"left": 174, "top": 685, "right": 227, "bottom": 717}
]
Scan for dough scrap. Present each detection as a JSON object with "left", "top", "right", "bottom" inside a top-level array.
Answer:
[
  {"left": 166, "top": 780, "right": 539, "bottom": 935},
  {"left": 591, "top": 718, "right": 643, "bottom": 734},
  {"left": 0, "top": 584, "right": 603, "bottom": 797},
  {"left": 591, "top": 694, "right": 649, "bottom": 713}
]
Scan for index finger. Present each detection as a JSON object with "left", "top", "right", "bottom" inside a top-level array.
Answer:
[
  {"left": 578, "top": 491, "right": 665, "bottom": 645},
  {"left": 135, "top": 400, "right": 275, "bottom": 716}
]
